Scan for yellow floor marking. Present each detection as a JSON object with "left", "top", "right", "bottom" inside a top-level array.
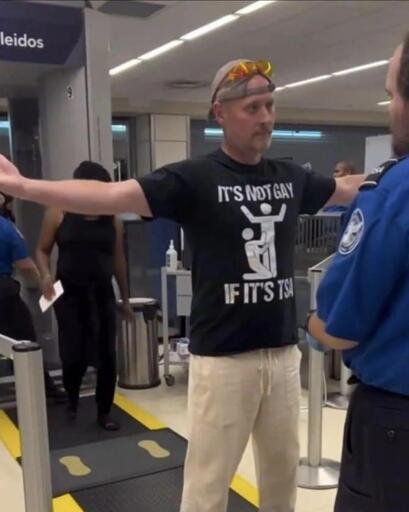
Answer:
[
  {"left": 231, "top": 474, "right": 259, "bottom": 507},
  {"left": 114, "top": 392, "right": 166, "bottom": 430},
  {"left": 138, "top": 439, "right": 170, "bottom": 458},
  {"left": 60, "top": 456, "right": 91, "bottom": 477},
  {"left": 0, "top": 410, "right": 21, "bottom": 459},
  {"left": 53, "top": 494, "right": 84, "bottom": 512}
]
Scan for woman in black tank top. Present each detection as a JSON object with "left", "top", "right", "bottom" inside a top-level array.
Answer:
[{"left": 36, "top": 162, "right": 132, "bottom": 430}]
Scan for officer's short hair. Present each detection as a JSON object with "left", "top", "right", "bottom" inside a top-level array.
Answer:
[{"left": 398, "top": 31, "right": 409, "bottom": 102}]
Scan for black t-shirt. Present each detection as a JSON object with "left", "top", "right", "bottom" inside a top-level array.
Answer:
[{"left": 138, "top": 149, "right": 335, "bottom": 356}]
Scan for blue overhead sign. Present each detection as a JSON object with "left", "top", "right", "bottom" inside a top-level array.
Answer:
[{"left": 0, "top": 2, "right": 84, "bottom": 65}]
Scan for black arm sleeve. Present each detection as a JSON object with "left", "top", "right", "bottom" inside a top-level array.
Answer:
[
  {"left": 137, "top": 162, "right": 194, "bottom": 224},
  {"left": 300, "top": 170, "right": 336, "bottom": 214}
]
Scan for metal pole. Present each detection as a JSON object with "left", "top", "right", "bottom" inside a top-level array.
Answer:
[
  {"left": 12, "top": 341, "right": 53, "bottom": 512},
  {"left": 161, "top": 266, "right": 172, "bottom": 384},
  {"left": 298, "top": 260, "right": 340, "bottom": 489},
  {"left": 307, "top": 269, "right": 323, "bottom": 466},
  {"left": 326, "top": 361, "right": 352, "bottom": 410}
]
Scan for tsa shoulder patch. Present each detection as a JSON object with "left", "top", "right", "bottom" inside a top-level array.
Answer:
[{"left": 339, "top": 208, "right": 364, "bottom": 255}]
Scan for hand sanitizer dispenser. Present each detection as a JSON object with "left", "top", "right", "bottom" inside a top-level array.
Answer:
[{"left": 166, "top": 240, "right": 178, "bottom": 271}]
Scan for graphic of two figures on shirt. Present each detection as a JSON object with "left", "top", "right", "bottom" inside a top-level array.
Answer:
[{"left": 241, "top": 203, "right": 286, "bottom": 280}]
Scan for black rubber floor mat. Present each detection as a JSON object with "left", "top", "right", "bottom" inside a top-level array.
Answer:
[
  {"left": 0, "top": 370, "right": 96, "bottom": 406},
  {"left": 73, "top": 467, "right": 257, "bottom": 512},
  {"left": 51, "top": 429, "right": 186, "bottom": 497},
  {"left": 6, "top": 395, "right": 149, "bottom": 450}
]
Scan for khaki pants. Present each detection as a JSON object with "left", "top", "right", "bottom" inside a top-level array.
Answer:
[{"left": 180, "top": 345, "right": 301, "bottom": 512}]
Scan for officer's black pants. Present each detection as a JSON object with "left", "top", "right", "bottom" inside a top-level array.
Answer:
[
  {"left": 335, "top": 383, "right": 409, "bottom": 512},
  {"left": 0, "top": 294, "right": 35, "bottom": 341}
]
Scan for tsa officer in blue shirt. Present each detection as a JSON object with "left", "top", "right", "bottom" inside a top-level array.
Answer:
[
  {"left": 308, "top": 34, "right": 409, "bottom": 512},
  {"left": 0, "top": 193, "right": 65, "bottom": 401}
]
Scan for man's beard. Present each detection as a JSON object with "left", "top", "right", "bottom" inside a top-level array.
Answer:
[{"left": 391, "top": 108, "right": 409, "bottom": 157}]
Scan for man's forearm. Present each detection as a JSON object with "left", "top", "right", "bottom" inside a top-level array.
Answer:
[
  {"left": 308, "top": 312, "right": 358, "bottom": 350},
  {"left": 327, "top": 174, "right": 365, "bottom": 206},
  {"left": 20, "top": 177, "right": 151, "bottom": 216}
]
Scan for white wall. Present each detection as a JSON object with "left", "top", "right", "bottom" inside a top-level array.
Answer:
[{"left": 364, "top": 134, "right": 392, "bottom": 172}]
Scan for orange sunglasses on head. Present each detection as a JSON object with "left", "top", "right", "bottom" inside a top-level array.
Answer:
[{"left": 226, "top": 60, "right": 273, "bottom": 82}]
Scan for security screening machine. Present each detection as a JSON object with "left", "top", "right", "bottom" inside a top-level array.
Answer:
[
  {"left": 0, "top": 333, "right": 53, "bottom": 512},
  {"left": 298, "top": 255, "right": 341, "bottom": 490}
]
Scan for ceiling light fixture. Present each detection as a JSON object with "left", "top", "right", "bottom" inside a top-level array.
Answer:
[
  {"left": 332, "top": 60, "right": 389, "bottom": 76},
  {"left": 377, "top": 100, "right": 391, "bottom": 106},
  {"left": 181, "top": 15, "right": 239, "bottom": 41},
  {"left": 139, "top": 40, "right": 184, "bottom": 61},
  {"left": 286, "top": 75, "right": 331, "bottom": 88},
  {"left": 109, "top": 59, "right": 141, "bottom": 76},
  {"left": 236, "top": 1, "right": 277, "bottom": 15}
]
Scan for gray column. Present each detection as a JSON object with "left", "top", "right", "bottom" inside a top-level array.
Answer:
[
  {"left": 84, "top": 8, "right": 113, "bottom": 170},
  {"left": 150, "top": 114, "right": 190, "bottom": 169},
  {"left": 38, "top": 9, "right": 113, "bottom": 181}
]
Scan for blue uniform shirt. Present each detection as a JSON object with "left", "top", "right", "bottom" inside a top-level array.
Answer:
[
  {"left": 0, "top": 217, "right": 28, "bottom": 275},
  {"left": 317, "top": 155, "right": 409, "bottom": 396},
  {"left": 322, "top": 204, "right": 348, "bottom": 213}
]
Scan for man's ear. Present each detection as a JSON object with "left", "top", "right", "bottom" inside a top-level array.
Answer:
[{"left": 213, "top": 101, "right": 225, "bottom": 126}]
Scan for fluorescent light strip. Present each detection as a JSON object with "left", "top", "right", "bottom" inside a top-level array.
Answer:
[
  {"left": 377, "top": 100, "right": 391, "bottom": 106},
  {"left": 275, "top": 59, "right": 389, "bottom": 92},
  {"left": 286, "top": 75, "right": 331, "bottom": 88},
  {"left": 109, "top": 59, "right": 141, "bottom": 76},
  {"left": 332, "top": 60, "right": 389, "bottom": 76},
  {"left": 181, "top": 15, "right": 238, "bottom": 41},
  {"left": 236, "top": 1, "right": 277, "bottom": 15},
  {"left": 112, "top": 124, "right": 127, "bottom": 133},
  {"left": 273, "top": 130, "right": 322, "bottom": 138},
  {"left": 204, "top": 128, "right": 322, "bottom": 139},
  {"left": 139, "top": 40, "right": 184, "bottom": 61}
]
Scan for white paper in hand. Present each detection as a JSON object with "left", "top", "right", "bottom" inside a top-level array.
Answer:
[{"left": 39, "top": 280, "right": 64, "bottom": 313}]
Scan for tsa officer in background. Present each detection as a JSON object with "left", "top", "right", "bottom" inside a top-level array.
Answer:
[
  {"left": 0, "top": 192, "right": 65, "bottom": 402},
  {"left": 308, "top": 32, "right": 409, "bottom": 512}
]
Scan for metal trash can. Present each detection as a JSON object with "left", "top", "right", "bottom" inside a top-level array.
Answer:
[{"left": 117, "top": 298, "right": 160, "bottom": 389}]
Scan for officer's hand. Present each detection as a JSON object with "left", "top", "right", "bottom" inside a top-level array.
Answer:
[
  {"left": 0, "top": 155, "right": 25, "bottom": 198},
  {"left": 305, "top": 332, "right": 328, "bottom": 353},
  {"left": 41, "top": 275, "right": 55, "bottom": 301}
]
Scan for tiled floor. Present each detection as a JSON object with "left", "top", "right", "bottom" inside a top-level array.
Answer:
[{"left": 0, "top": 364, "right": 347, "bottom": 511}]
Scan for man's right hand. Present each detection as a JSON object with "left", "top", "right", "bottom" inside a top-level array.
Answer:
[
  {"left": 0, "top": 155, "right": 25, "bottom": 199},
  {"left": 41, "top": 275, "right": 55, "bottom": 301}
]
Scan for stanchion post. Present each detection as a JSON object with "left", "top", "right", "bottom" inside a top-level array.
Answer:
[
  {"left": 13, "top": 342, "right": 53, "bottom": 512},
  {"left": 298, "top": 258, "right": 340, "bottom": 489}
]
